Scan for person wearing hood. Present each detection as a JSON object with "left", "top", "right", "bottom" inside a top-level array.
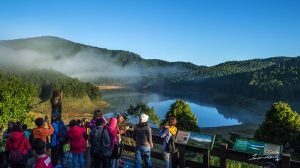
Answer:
[
  {"left": 6, "top": 122, "right": 31, "bottom": 168},
  {"left": 50, "top": 112, "right": 67, "bottom": 167},
  {"left": 107, "top": 117, "right": 119, "bottom": 168},
  {"left": 133, "top": 113, "right": 153, "bottom": 168},
  {"left": 68, "top": 119, "right": 87, "bottom": 168}
]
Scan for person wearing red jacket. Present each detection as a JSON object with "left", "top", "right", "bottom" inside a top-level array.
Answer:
[
  {"left": 6, "top": 122, "right": 31, "bottom": 168},
  {"left": 68, "top": 120, "right": 87, "bottom": 168}
]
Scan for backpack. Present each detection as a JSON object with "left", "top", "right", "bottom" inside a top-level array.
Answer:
[
  {"left": 166, "top": 135, "right": 176, "bottom": 153},
  {"left": 166, "top": 135, "right": 177, "bottom": 153},
  {"left": 90, "top": 126, "right": 113, "bottom": 157},
  {"left": 55, "top": 121, "right": 68, "bottom": 144},
  {"left": 9, "top": 136, "right": 25, "bottom": 163},
  {"left": 90, "top": 127, "right": 105, "bottom": 155}
]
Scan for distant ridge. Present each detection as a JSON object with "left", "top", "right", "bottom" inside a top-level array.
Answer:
[{"left": 1, "top": 36, "right": 300, "bottom": 100}]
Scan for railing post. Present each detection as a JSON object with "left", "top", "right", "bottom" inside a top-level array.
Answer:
[
  {"left": 177, "top": 145, "right": 186, "bottom": 168},
  {"left": 172, "top": 143, "right": 179, "bottom": 168},
  {"left": 203, "top": 150, "right": 210, "bottom": 168},
  {"left": 220, "top": 143, "right": 228, "bottom": 168},
  {"left": 280, "top": 153, "right": 290, "bottom": 168}
]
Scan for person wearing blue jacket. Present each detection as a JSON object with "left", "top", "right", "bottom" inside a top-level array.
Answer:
[{"left": 51, "top": 112, "right": 66, "bottom": 168}]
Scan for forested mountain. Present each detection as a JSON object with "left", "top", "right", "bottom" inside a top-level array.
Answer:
[
  {"left": 0, "top": 68, "right": 100, "bottom": 101},
  {"left": 165, "top": 57, "right": 300, "bottom": 100},
  {"left": 1, "top": 36, "right": 299, "bottom": 100},
  {"left": 0, "top": 36, "right": 201, "bottom": 83}
]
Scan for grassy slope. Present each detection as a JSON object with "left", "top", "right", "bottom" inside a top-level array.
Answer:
[{"left": 32, "top": 96, "right": 108, "bottom": 123}]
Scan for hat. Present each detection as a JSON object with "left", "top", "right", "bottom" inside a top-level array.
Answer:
[
  {"left": 140, "top": 113, "right": 149, "bottom": 123},
  {"left": 52, "top": 112, "right": 60, "bottom": 117}
]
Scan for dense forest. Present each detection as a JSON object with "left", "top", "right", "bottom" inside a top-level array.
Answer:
[
  {"left": 0, "top": 68, "right": 101, "bottom": 102},
  {"left": 147, "top": 57, "right": 300, "bottom": 100},
  {"left": 196, "top": 57, "right": 300, "bottom": 100}
]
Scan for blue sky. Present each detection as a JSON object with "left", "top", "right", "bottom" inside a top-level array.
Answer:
[{"left": 0, "top": 0, "right": 300, "bottom": 66}]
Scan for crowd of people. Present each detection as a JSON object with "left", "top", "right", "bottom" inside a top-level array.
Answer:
[{"left": 1, "top": 110, "right": 179, "bottom": 168}]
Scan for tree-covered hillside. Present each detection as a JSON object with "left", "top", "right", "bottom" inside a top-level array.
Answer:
[
  {"left": 0, "top": 36, "right": 201, "bottom": 83},
  {"left": 187, "top": 57, "right": 300, "bottom": 100},
  {"left": 0, "top": 68, "right": 101, "bottom": 102}
]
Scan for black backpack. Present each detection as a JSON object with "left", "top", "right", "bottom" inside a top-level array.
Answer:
[{"left": 90, "top": 127, "right": 106, "bottom": 155}]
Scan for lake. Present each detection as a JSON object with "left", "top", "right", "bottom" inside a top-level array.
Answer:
[
  {"left": 148, "top": 100, "right": 241, "bottom": 127},
  {"left": 101, "top": 88, "right": 265, "bottom": 128}
]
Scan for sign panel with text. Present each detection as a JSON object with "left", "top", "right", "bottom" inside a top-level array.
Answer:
[{"left": 175, "top": 130, "right": 215, "bottom": 150}]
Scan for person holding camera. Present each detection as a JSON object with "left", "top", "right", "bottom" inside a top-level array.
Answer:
[
  {"left": 160, "top": 117, "right": 178, "bottom": 168},
  {"left": 32, "top": 116, "right": 54, "bottom": 152}
]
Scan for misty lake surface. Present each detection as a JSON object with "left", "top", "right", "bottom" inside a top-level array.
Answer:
[{"left": 101, "top": 88, "right": 262, "bottom": 128}]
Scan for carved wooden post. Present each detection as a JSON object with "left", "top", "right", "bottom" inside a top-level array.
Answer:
[
  {"left": 280, "top": 153, "right": 290, "bottom": 168},
  {"left": 220, "top": 143, "right": 228, "bottom": 168},
  {"left": 203, "top": 150, "right": 210, "bottom": 168},
  {"left": 51, "top": 90, "right": 63, "bottom": 119}
]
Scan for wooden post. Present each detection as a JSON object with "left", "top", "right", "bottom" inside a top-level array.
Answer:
[
  {"left": 171, "top": 149, "right": 179, "bottom": 168},
  {"left": 220, "top": 143, "right": 228, "bottom": 168},
  {"left": 178, "top": 146, "right": 186, "bottom": 168},
  {"left": 280, "top": 153, "right": 290, "bottom": 168},
  {"left": 203, "top": 150, "right": 210, "bottom": 168},
  {"left": 51, "top": 90, "right": 63, "bottom": 119}
]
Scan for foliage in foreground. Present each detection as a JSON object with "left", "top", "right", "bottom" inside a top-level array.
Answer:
[
  {"left": 161, "top": 99, "right": 199, "bottom": 131},
  {"left": 0, "top": 75, "right": 35, "bottom": 130},
  {"left": 255, "top": 102, "right": 300, "bottom": 147}
]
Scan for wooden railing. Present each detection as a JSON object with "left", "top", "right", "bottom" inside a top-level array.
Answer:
[{"left": 123, "top": 131, "right": 300, "bottom": 168}]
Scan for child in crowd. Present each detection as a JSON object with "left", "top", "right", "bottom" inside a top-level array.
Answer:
[{"left": 32, "top": 138, "right": 52, "bottom": 168}]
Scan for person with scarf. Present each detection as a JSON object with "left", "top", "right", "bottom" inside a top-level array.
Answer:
[{"left": 160, "top": 117, "right": 177, "bottom": 168}]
